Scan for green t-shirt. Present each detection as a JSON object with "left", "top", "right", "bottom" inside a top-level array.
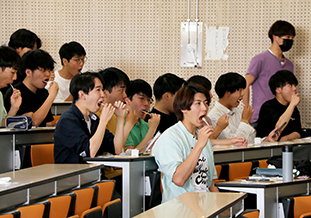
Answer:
[{"left": 126, "top": 118, "right": 149, "bottom": 147}]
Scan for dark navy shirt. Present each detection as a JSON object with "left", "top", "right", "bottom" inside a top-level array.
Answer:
[{"left": 54, "top": 104, "right": 115, "bottom": 163}]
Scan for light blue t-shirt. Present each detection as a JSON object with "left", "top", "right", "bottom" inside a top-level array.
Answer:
[
  {"left": 0, "top": 92, "right": 7, "bottom": 126},
  {"left": 152, "top": 121, "right": 217, "bottom": 202}
]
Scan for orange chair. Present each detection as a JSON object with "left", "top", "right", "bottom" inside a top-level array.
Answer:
[
  {"left": 214, "top": 165, "right": 226, "bottom": 183},
  {"left": 72, "top": 186, "right": 97, "bottom": 217},
  {"left": 47, "top": 193, "right": 75, "bottom": 218},
  {"left": 94, "top": 181, "right": 121, "bottom": 218},
  {"left": 17, "top": 201, "right": 50, "bottom": 218},
  {"left": 300, "top": 212, "right": 311, "bottom": 218},
  {"left": 0, "top": 211, "right": 20, "bottom": 218},
  {"left": 238, "top": 209, "right": 260, "bottom": 218},
  {"left": 228, "top": 162, "right": 252, "bottom": 181},
  {"left": 258, "top": 159, "right": 268, "bottom": 168},
  {"left": 294, "top": 196, "right": 311, "bottom": 218},
  {"left": 50, "top": 115, "right": 60, "bottom": 126},
  {"left": 31, "top": 144, "right": 54, "bottom": 166},
  {"left": 80, "top": 206, "right": 102, "bottom": 218}
]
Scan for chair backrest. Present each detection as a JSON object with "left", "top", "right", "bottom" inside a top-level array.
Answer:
[
  {"left": 0, "top": 211, "right": 20, "bottom": 218},
  {"left": 17, "top": 201, "right": 50, "bottom": 218},
  {"left": 258, "top": 159, "right": 268, "bottom": 168},
  {"left": 294, "top": 196, "right": 311, "bottom": 218},
  {"left": 215, "top": 165, "right": 222, "bottom": 179},
  {"left": 50, "top": 115, "right": 60, "bottom": 126},
  {"left": 47, "top": 193, "right": 76, "bottom": 218},
  {"left": 31, "top": 144, "right": 54, "bottom": 166},
  {"left": 239, "top": 209, "right": 260, "bottom": 218},
  {"left": 228, "top": 162, "right": 252, "bottom": 181},
  {"left": 95, "top": 181, "right": 115, "bottom": 208},
  {"left": 300, "top": 212, "right": 311, "bottom": 218},
  {"left": 72, "top": 186, "right": 97, "bottom": 217},
  {"left": 80, "top": 206, "right": 102, "bottom": 218}
]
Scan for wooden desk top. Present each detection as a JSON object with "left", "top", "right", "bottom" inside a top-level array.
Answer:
[
  {"left": 0, "top": 126, "right": 55, "bottom": 134},
  {"left": 216, "top": 178, "right": 311, "bottom": 188},
  {"left": 85, "top": 154, "right": 155, "bottom": 162},
  {"left": 0, "top": 164, "right": 102, "bottom": 195},
  {"left": 213, "top": 138, "right": 311, "bottom": 153},
  {"left": 133, "top": 192, "right": 247, "bottom": 218}
]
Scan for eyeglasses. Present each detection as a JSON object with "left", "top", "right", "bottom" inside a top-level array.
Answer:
[
  {"left": 72, "top": 56, "right": 87, "bottom": 64},
  {"left": 137, "top": 94, "right": 154, "bottom": 104}
]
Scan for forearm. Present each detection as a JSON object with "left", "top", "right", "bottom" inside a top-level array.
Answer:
[
  {"left": 31, "top": 95, "right": 55, "bottom": 126},
  {"left": 2, "top": 106, "right": 19, "bottom": 126},
  {"left": 276, "top": 104, "right": 295, "bottom": 128},
  {"left": 134, "top": 128, "right": 156, "bottom": 153},
  {"left": 280, "top": 132, "right": 301, "bottom": 141},
  {"left": 172, "top": 142, "right": 205, "bottom": 187},
  {"left": 89, "top": 120, "right": 108, "bottom": 157},
  {"left": 113, "top": 117, "right": 125, "bottom": 154},
  {"left": 123, "top": 121, "right": 135, "bottom": 141},
  {"left": 243, "top": 86, "right": 250, "bottom": 106},
  {"left": 210, "top": 138, "right": 232, "bottom": 145},
  {"left": 209, "top": 125, "right": 223, "bottom": 139}
]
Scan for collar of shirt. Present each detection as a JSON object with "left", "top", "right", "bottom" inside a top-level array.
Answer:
[{"left": 214, "top": 101, "right": 236, "bottom": 116}]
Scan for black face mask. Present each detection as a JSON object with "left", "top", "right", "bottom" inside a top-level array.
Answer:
[{"left": 279, "top": 39, "right": 293, "bottom": 52}]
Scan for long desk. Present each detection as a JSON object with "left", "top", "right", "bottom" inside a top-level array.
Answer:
[
  {"left": 213, "top": 138, "right": 311, "bottom": 164},
  {"left": 133, "top": 192, "right": 247, "bottom": 218},
  {"left": 216, "top": 178, "right": 311, "bottom": 218},
  {"left": 85, "top": 155, "right": 158, "bottom": 218},
  {"left": 0, "top": 164, "right": 102, "bottom": 212},
  {"left": 51, "top": 101, "right": 71, "bottom": 115},
  {"left": 0, "top": 127, "right": 55, "bottom": 173}
]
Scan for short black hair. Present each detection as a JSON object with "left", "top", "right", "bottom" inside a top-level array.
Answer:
[
  {"left": 8, "top": 29, "right": 42, "bottom": 50},
  {"left": 59, "top": 41, "right": 86, "bottom": 65},
  {"left": 0, "top": 45, "right": 22, "bottom": 71},
  {"left": 268, "top": 20, "right": 296, "bottom": 43},
  {"left": 187, "top": 75, "right": 212, "bottom": 91},
  {"left": 126, "top": 79, "right": 152, "bottom": 100},
  {"left": 70, "top": 72, "right": 103, "bottom": 102},
  {"left": 98, "top": 67, "right": 129, "bottom": 93},
  {"left": 153, "top": 73, "right": 185, "bottom": 100},
  {"left": 174, "top": 84, "right": 210, "bottom": 121},
  {"left": 215, "top": 72, "right": 246, "bottom": 98},
  {"left": 19, "top": 49, "right": 55, "bottom": 79},
  {"left": 269, "top": 70, "right": 298, "bottom": 95}
]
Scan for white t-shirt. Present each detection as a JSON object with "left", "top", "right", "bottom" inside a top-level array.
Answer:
[
  {"left": 191, "top": 150, "right": 210, "bottom": 192},
  {"left": 46, "top": 70, "right": 71, "bottom": 102}
]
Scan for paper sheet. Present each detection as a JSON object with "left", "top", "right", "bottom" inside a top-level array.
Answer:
[{"left": 205, "top": 26, "right": 229, "bottom": 60}]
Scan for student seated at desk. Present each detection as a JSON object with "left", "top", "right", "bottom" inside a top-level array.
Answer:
[
  {"left": 144, "top": 73, "right": 185, "bottom": 133},
  {"left": 46, "top": 41, "right": 86, "bottom": 102},
  {"left": 125, "top": 79, "right": 160, "bottom": 153},
  {"left": 96, "top": 67, "right": 130, "bottom": 135},
  {"left": 187, "top": 75, "right": 229, "bottom": 139},
  {"left": 257, "top": 70, "right": 302, "bottom": 141},
  {"left": 208, "top": 72, "right": 280, "bottom": 144},
  {"left": 4, "top": 49, "right": 58, "bottom": 127},
  {"left": 54, "top": 72, "right": 126, "bottom": 163},
  {"left": 153, "top": 84, "right": 219, "bottom": 203},
  {"left": 0, "top": 46, "right": 22, "bottom": 126}
]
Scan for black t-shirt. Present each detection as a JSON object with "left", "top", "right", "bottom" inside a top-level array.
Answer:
[
  {"left": 4, "top": 82, "right": 54, "bottom": 127},
  {"left": 54, "top": 104, "right": 115, "bottom": 163},
  {"left": 144, "top": 107, "right": 178, "bottom": 133},
  {"left": 257, "top": 98, "right": 302, "bottom": 139}
]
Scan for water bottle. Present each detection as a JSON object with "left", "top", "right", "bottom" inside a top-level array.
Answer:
[{"left": 282, "top": 145, "right": 293, "bottom": 182}]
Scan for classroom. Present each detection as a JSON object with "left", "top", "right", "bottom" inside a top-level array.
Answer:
[{"left": 1, "top": 0, "right": 311, "bottom": 218}]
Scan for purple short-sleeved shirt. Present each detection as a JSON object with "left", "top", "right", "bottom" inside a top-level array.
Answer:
[{"left": 246, "top": 50, "right": 294, "bottom": 123}]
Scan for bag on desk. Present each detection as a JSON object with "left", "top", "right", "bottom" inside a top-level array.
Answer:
[{"left": 5, "top": 116, "right": 32, "bottom": 130}]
